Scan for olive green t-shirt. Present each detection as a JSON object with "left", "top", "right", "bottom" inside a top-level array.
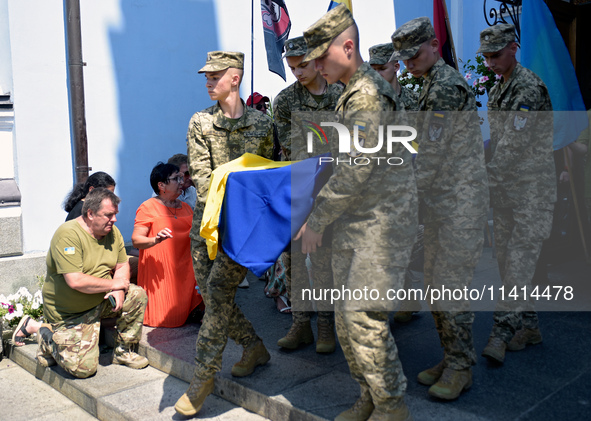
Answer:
[{"left": 42, "top": 220, "right": 128, "bottom": 322}]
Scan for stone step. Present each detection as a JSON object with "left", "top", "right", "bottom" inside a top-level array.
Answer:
[{"left": 8, "top": 341, "right": 268, "bottom": 421}]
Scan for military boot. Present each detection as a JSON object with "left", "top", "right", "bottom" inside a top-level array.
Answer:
[
  {"left": 481, "top": 337, "right": 506, "bottom": 363},
  {"left": 335, "top": 391, "right": 374, "bottom": 421},
  {"left": 507, "top": 328, "right": 543, "bottom": 351},
  {"left": 174, "top": 377, "right": 214, "bottom": 416},
  {"left": 417, "top": 360, "right": 444, "bottom": 386},
  {"left": 277, "top": 321, "right": 314, "bottom": 349},
  {"left": 368, "top": 401, "right": 413, "bottom": 421},
  {"left": 231, "top": 340, "right": 270, "bottom": 377},
  {"left": 316, "top": 320, "right": 336, "bottom": 354},
  {"left": 36, "top": 324, "right": 56, "bottom": 367},
  {"left": 112, "top": 343, "right": 149, "bottom": 369},
  {"left": 428, "top": 367, "right": 472, "bottom": 400}
]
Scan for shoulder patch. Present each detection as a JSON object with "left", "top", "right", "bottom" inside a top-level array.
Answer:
[{"left": 64, "top": 247, "right": 75, "bottom": 255}]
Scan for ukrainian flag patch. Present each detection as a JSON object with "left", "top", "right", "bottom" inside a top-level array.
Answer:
[{"left": 64, "top": 247, "right": 75, "bottom": 255}]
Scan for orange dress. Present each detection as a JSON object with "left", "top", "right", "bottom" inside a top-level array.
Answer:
[{"left": 135, "top": 198, "right": 203, "bottom": 327}]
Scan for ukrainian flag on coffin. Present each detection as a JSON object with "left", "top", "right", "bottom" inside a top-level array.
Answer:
[{"left": 201, "top": 153, "right": 332, "bottom": 277}]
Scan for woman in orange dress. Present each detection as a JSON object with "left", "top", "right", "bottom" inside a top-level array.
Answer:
[{"left": 132, "top": 162, "right": 203, "bottom": 327}]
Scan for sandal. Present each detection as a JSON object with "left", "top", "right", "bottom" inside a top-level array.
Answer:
[
  {"left": 275, "top": 295, "right": 291, "bottom": 313},
  {"left": 12, "top": 315, "right": 32, "bottom": 346}
]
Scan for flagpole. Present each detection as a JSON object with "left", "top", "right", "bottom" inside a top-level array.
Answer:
[
  {"left": 251, "top": 0, "right": 254, "bottom": 106},
  {"left": 441, "top": 0, "right": 458, "bottom": 70}
]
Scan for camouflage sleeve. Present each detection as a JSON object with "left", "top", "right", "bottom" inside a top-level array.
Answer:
[
  {"left": 274, "top": 92, "right": 292, "bottom": 160},
  {"left": 186, "top": 113, "right": 212, "bottom": 213},
  {"left": 306, "top": 94, "right": 385, "bottom": 234},
  {"left": 486, "top": 84, "right": 548, "bottom": 182},
  {"left": 257, "top": 118, "right": 275, "bottom": 161}
]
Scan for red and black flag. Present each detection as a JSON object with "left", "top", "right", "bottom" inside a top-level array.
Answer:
[
  {"left": 433, "top": 0, "right": 457, "bottom": 69},
  {"left": 261, "top": 0, "right": 291, "bottom": 80}
]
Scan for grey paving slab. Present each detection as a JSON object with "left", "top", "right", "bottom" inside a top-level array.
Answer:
[
  {"left": 0, "top": 357, "right": 98, "bottom": 421},
  {"left": 97, "top": 373, "right": 266, "bottom": 421}
]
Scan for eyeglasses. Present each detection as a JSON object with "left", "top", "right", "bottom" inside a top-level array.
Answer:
[
  {"left": 167, "top": 176, "right": 184, "bottom": 184},
  {"left": 255, "top": 103, "right": 267, "bottom": 111}
]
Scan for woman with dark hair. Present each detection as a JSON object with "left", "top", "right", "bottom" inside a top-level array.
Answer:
[
  {"left": 132, "top": 162, "right": 203, "bottom": 327},
  {"left": 63, "top": 171, "right": 116, "bottom": 221}
]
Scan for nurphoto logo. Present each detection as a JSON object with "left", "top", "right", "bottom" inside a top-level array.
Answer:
[{"left": 306, "top": 122, "right": 418, "bottom": 166}]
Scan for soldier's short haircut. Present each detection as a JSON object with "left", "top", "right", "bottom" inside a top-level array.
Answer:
[
  {"left": 82, "top": 187, "right": 120, "bottom": 217},
  {"left": 167, "top": 153, "right": 188, "bottom": 167}
]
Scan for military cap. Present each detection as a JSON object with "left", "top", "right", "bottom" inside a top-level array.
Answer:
[
  {"left": 368, "top": 43, "right": 395, "bottom": 65},
  {"left": 477, "top": 24, "right": 517, "bottom": 53},
  {"left": 302, "top": 4, "right": 355, "bottom": 62},
  {"left": 284, "top": 36, "right": 307, "bottom": 58},
  {"left": 390, "top": 17, "right": 435, "bottom": 61},
  {"left": 198, "top": 51, "right": 244, "bottom": 73}
]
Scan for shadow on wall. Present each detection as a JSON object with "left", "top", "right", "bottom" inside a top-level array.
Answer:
[{"left": 110, "top": 0, "right": 219, "bottom": 241}]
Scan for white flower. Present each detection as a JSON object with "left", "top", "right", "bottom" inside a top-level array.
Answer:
[
  {"left": 414, "top": 85, "right": 420, "bottom": 92},
  {"left": 5, "top": 311, "right": 17, "bottom": 321},
  {"left": 0, "top": 294, "right": 7, "bottom": 303},
  {"left": 17, "top": 287, "right": 32, "bottom": 302},
  {"left": 7, "top": 294, "right": 17, "bottom": 302}
]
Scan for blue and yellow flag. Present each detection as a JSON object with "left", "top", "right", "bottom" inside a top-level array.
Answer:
[
  {"left": 521, "top": 0, "right": 588, "bottom": 150},
  {"left": 328, "top": 0, "right": 352, "bottom": 13},
  {"left": 201, "top": 153, "right": 332, "bottom": 277}
]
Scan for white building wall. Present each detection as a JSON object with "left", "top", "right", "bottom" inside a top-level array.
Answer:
[{"left": 8, "top": 0, "right": 72, "bottom": 253}]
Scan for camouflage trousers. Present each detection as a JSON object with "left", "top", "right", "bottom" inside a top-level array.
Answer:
[
  {"left": 332, "top": 248, "right": 407, "bottom": 411},
  {"left": 288, "top": 240, "right": 334, "bottom": 325},
  {"left": 423, "top": 214, "right": 486, "bottom": 370},
  {"left": 190, "top": 239, "right": 259, "bottom": 381},
  {"left": 38, "top": 284, "right": 147, "bottom": 378},
  {"left": 491, "top": 203, "right": 553, "bottom": 342}
]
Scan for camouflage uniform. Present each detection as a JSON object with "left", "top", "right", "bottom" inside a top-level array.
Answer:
[
  {"left": 187, "top": 51, "right": 274, "bottom": 380},
  {"left": 303, "top": 6, "right": 418, "bottom": 412},
  {"left": 480, "top": 25, "right": 556, "bottom": 342},
  {"left": 369, "top": 42, "right": 421, "bottom": 316},
  {"left": 392, "top": 18, "right": 489, "bottom": 371},
  {"left": 275, "top": 36, "right": 342, "bottom": 325},
  {"left": 38, "top": 284, "right": 147, "bottom": 378}
]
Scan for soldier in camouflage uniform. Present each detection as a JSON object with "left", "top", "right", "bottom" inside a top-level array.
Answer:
[
  {"left": 298, "top": 5, "right": 418, "bottom": 420},
  {"left": 174, "top": 51, "right": 275, "bottom": 417},
  {"left": 274, "top": 36, "right": 342, "bottom": 354},
  {"left": 477, "top": 24, "right": 556, "bottom": 363},
  {"left": 392, "top": 17, "right": 489, "bottom": 400},
  {"left": 369, "top": 42, "right": 422, "bottom": 324},
  {"left": 13, "top": 188, "right": 148, "bottom": 378},
  {"left": 368, "top": 43, "right": 419, "bottom": 112}
]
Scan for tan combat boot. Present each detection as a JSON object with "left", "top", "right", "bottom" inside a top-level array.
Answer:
[
  {"left": 368, "top": 401, "right": 413, "bottom": 421},
  {"left": 335, "top": 391, "right": 375, "bottom": 421},
  {"left": 507, "top": 328, "right": 543, "bottom": 351},
  {"left": 417, "top": 360, "right": 444, "bottom": 386},
  {"left": 112, "top": 343, "right": 149, "bottom": 369},
  {"left": 277, "top": 321, "right": 314, "bottom": 349},
  {"left": 231, "top": 340, "right": 270, "bottom": 377},
  {"left": 482, "top": 337, "right": 506, "bottom": 363},
  {"left": 316, "top": 320, "right": 336, "bottom": 354},
  {"left": 428, "top": 367, "right": 472, "bottom": 400},
  {"left": 174, "top": 377, "right": 214, "bottom": 416}
]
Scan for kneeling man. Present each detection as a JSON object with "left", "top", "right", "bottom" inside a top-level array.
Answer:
[{"left": 13, "top": 187, "right": 148, "bottom": 378}]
